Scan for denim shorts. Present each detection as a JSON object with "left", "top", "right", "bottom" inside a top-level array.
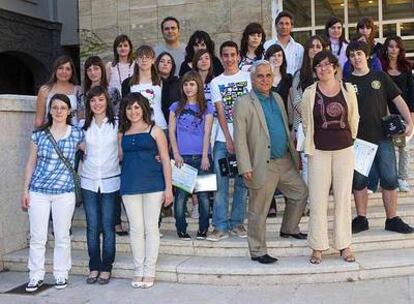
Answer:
[{"left": 353, "top": 139, "right": 398, "bottom": 191}]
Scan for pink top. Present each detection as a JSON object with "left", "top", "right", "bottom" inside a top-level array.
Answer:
[{"left": 108, "top": 61, "right": 135, "bottom": 93}]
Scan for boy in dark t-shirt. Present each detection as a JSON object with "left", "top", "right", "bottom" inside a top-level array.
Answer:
[{"left": 345, "top": 41, "right": 414, "bottom": 234}]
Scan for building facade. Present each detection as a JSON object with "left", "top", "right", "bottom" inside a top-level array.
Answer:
[{"left": 79, "top": 0, "right": 414, "bottom": 62}]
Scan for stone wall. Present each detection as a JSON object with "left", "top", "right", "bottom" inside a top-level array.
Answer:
[
  {"left": 0, "top": 95, "right": 36, "bottom": 270},
  {"left": 79, "top": 0, "right": 273, "bottom": 61}
]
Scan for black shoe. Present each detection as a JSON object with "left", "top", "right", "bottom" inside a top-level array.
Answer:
[
  {"left": 196, "top": 230, "right": 207, "bottom": 240},
  {"left": 385, "top": 216, "right": 414, "bottom": 234},
  {"left": 279, "top": 232, "right": 307, "bottom": 239},
  {"left": 177, "top": 231, "right": 192, "bottom": 241},
  {"left": 352, "top": 216, "right": 369, "bottom": 234},
  {"left": 251, "top": 254, "right": 278, "bottom": 264}
]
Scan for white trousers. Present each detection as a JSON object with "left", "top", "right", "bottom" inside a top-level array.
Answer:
[
  {"left": 122, "top": 192, "right": 163, "bottom": 278},
  {"left": 28, "top": 191, "right": 75, "bottom": 280}
]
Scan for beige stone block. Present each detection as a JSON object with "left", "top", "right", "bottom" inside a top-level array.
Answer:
[
  {"left": 79, "top": 0, "right": 92, "bottom": 16},
  {"left": 129, "top": 6, "right": 158, "bottom": 42},
  {"left": 130, "top": 0, "right": 157, "bottom": 9},
  {"left": 91, "top": 0, "right": 117, "bottom": 30},
  {"left": 261, "top": 0, "right": 273, "bottom": 35},
  {"left": 187, "top": 1, "right": 231, "bottom": 35},
  {"left": 229, "top": 0, "right": 263, "bottom": 33},
  {"left": 79, "top": 14, "right": 92, "bottom": 31}
]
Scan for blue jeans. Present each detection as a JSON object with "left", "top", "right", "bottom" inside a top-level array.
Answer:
[
  {"left": 353, "top": 139, "right": 399, "bottom": 191},
  {"left": 212, "top": 141, "right": 247, "bottom": 232},
  {"left": 82, "top": 189, "right": 117, "bottom": 272},
  {"left": 174, "top": 155, "right": 211, "bottom": 234}
]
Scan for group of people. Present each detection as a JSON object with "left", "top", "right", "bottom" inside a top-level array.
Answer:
[{"left": 21, "top": 12, "right": 414, "bottom": 291}]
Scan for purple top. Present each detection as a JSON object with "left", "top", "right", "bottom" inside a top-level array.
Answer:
[{"left": 169, "top": 101, "right": 214, "bottom": 155}]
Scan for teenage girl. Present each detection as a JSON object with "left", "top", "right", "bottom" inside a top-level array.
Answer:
[
  {"left": 122, "top": 45, "right": 167, "bottom": 130},
  {"left": 168, "top": 71, "right": 214, "bottom": 240}
]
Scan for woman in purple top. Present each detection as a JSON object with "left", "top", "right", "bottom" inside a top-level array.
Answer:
[{"left": 168, "top": 71, "right": 214, "bottom": 240}]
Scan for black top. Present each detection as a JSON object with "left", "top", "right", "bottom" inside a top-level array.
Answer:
[
  {"left": 388, "top": 71, "right": 414, "bottom": 114},
  {"left": 178, "top": 56, "right": 224, "bottom": 77},
  {"left": 271, "top": 74, "right": 293, "bottom": 110},
  {"left": 313, "top": 86, "right": 352, "bottom": 151},
  {"left": 346, "top": 70, "right": 401, "bottom": 143},
  {"left": 161, "top": 76, "right": 181, "bottom": 123}
]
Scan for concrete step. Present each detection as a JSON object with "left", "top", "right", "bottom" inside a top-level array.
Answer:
[
  {"left": 4, "top": 247, "right": 414, "bottom": 285},
  {"left": 49, "top": 226, "right": 414, "bottom": 257},
  {"left": 72, "top": 202, "right": 414, "bottom": 232}
]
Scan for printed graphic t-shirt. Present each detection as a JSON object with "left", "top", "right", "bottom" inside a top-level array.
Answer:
[
  {"left": 169, "top": 101, "right": 215, "bottom": 155},
  {"left": 210, "top": 70, "right": 252, "bottom": 142},
  {"left": 345, "top": 70, "right": 401, "bottom": 144},
  {"left": 130, "top": 83, "right": 167, "bottom": 129}
]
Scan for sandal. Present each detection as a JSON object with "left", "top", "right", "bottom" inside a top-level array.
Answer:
[
  {"left": 309, "top": 250, "right": 322, "bottom": 264},
  {"left": 340, "top": 248, "right": 356, "bottom": 263},
  {"left": 98, "top": 271, "right": 111, "bottom": 284},
  {"left": 86, "top": 271, "right": 99, "bottom": 284},
  {"left": 131, "top": 276, "right": 143, "bottom": 288},
  {"left": 115, "top": 224, "right": 129, "bottom": 236},
  {"left": 142, "top": 277, "right": 155, "bottom": 289}
]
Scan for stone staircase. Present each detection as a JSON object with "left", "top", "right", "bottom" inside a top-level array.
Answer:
[{"left": 4, "top": 163, "right": 414, "bottom": 285}]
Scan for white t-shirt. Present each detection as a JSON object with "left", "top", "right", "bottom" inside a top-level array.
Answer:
[
  {"left": 210, "top": 70, "right": 252, "bottom": 142},
  {"left": 130, "top": 83, "right": 167, "bottom": 129}
]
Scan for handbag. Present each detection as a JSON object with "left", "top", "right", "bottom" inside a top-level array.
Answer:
[{"left": 45, "top": 128, "right": 82, "bottom": 205}]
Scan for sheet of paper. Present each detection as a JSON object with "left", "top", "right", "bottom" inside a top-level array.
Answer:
[
  {"left": 171, "top": 160, "right": 198, "bottom": 193},
  {"left": 194, "top": 174, "right": 217, "bottom": 192},
  {"left": 354, "top": 138, "right": 378, "bottom": 177}
]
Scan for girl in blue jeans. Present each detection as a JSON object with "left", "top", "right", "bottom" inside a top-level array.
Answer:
[
  {"left": 80, "top": 86, "right": 120, "bottom": 284},
  {"left": 169, "top": 71, "right": 214, "bottom": 240}
]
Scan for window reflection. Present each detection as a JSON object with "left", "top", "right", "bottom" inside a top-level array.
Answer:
[
  {"left": 283, "top": 0, "right": 312, "bottom": 27},
  {"left": 315, "top": 0, "right": 344, "bottom": 26},
  {"left": 348, "top": 0, "right": 378, "bottom": 24},
  {"left": 383, "top": 0, "right": 414, "bottom": 20}
]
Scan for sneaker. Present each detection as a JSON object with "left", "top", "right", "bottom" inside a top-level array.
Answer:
[
  {"left": 25, "top": 278, "right": 43, "bottom": 292},
  {"left": 196, "top": 230, "right": 207, "bottom": 240},
  {"left": 385, "top": 216, "right": 414, "bottom": 234},
  {"left": 230, "top": 225, "right": 247, "bottom": 238},
  {"left": 398, "top": 179, "right": 410, "bottom": 192},
  {"left": 55, "top": 277, "right": 68, "bottom": 289},
  {"left": 206, "top": 229, "right": 229, "bottom": 242},
  {"left": 191, "top": 205, "right": 200, "bottom": 219},
  {"left": 177, "top": 231, "right": 192, "bottom": 241},
  {"left": 352, "top": 216, "right": 369, "bottom": 234}
]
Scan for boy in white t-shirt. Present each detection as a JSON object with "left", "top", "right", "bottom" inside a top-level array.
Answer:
[{"left": 207, "top": 41, "right": 252, "bottom": 242}]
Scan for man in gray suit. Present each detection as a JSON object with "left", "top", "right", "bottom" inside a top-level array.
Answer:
[{"left": 234, "top": 60, "right": 308, "bottom": 264}]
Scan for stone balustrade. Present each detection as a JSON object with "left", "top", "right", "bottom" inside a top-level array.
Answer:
[{"left": 0, "top": 94, "right": 36, "bottom": 270}]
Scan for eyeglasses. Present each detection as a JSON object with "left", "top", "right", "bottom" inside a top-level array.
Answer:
[
  {"left": 315, "top": 62, "right": 334, "bottom": 70},
  {"left": 137, "top": 55, "right": 153, "bottom": 61},
  {"left": 51, "top": 106, "right": 69, "bottom": 112}
]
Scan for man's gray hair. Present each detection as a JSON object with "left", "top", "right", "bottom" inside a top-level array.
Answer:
[{"left": 250, "top": 60, "right": 272, "bottom": 80}]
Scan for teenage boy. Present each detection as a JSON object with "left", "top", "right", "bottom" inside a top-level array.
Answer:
[
  {"left": 345, "top": 41, "right": 414, "bottom": 234},
  {"left": 263, "top": 11, "right": 304, "bottom": 75},
  {"left": 154, "top": 16, "right": 185, "bottom": 76},
  {"left": 207, "top": 41, "right": 252, "bottom": 242}
]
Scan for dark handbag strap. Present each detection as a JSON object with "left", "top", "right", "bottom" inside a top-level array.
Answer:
[{"left": 45, "top": 128, "right": 77, "bottom": 176}]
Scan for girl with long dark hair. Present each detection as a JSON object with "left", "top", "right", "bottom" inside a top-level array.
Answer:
[
  {"left": 34, "top": 56, "right": 82, "bottom": 128},
  {"left": 179, "top": 30, "right": 223, "bottom": 77},
  {"left": 380, "top": 36, "right": 414, "bottom": 192},
  {"left": 239, "top": 22, "right": 266, "bottom": 72}
]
